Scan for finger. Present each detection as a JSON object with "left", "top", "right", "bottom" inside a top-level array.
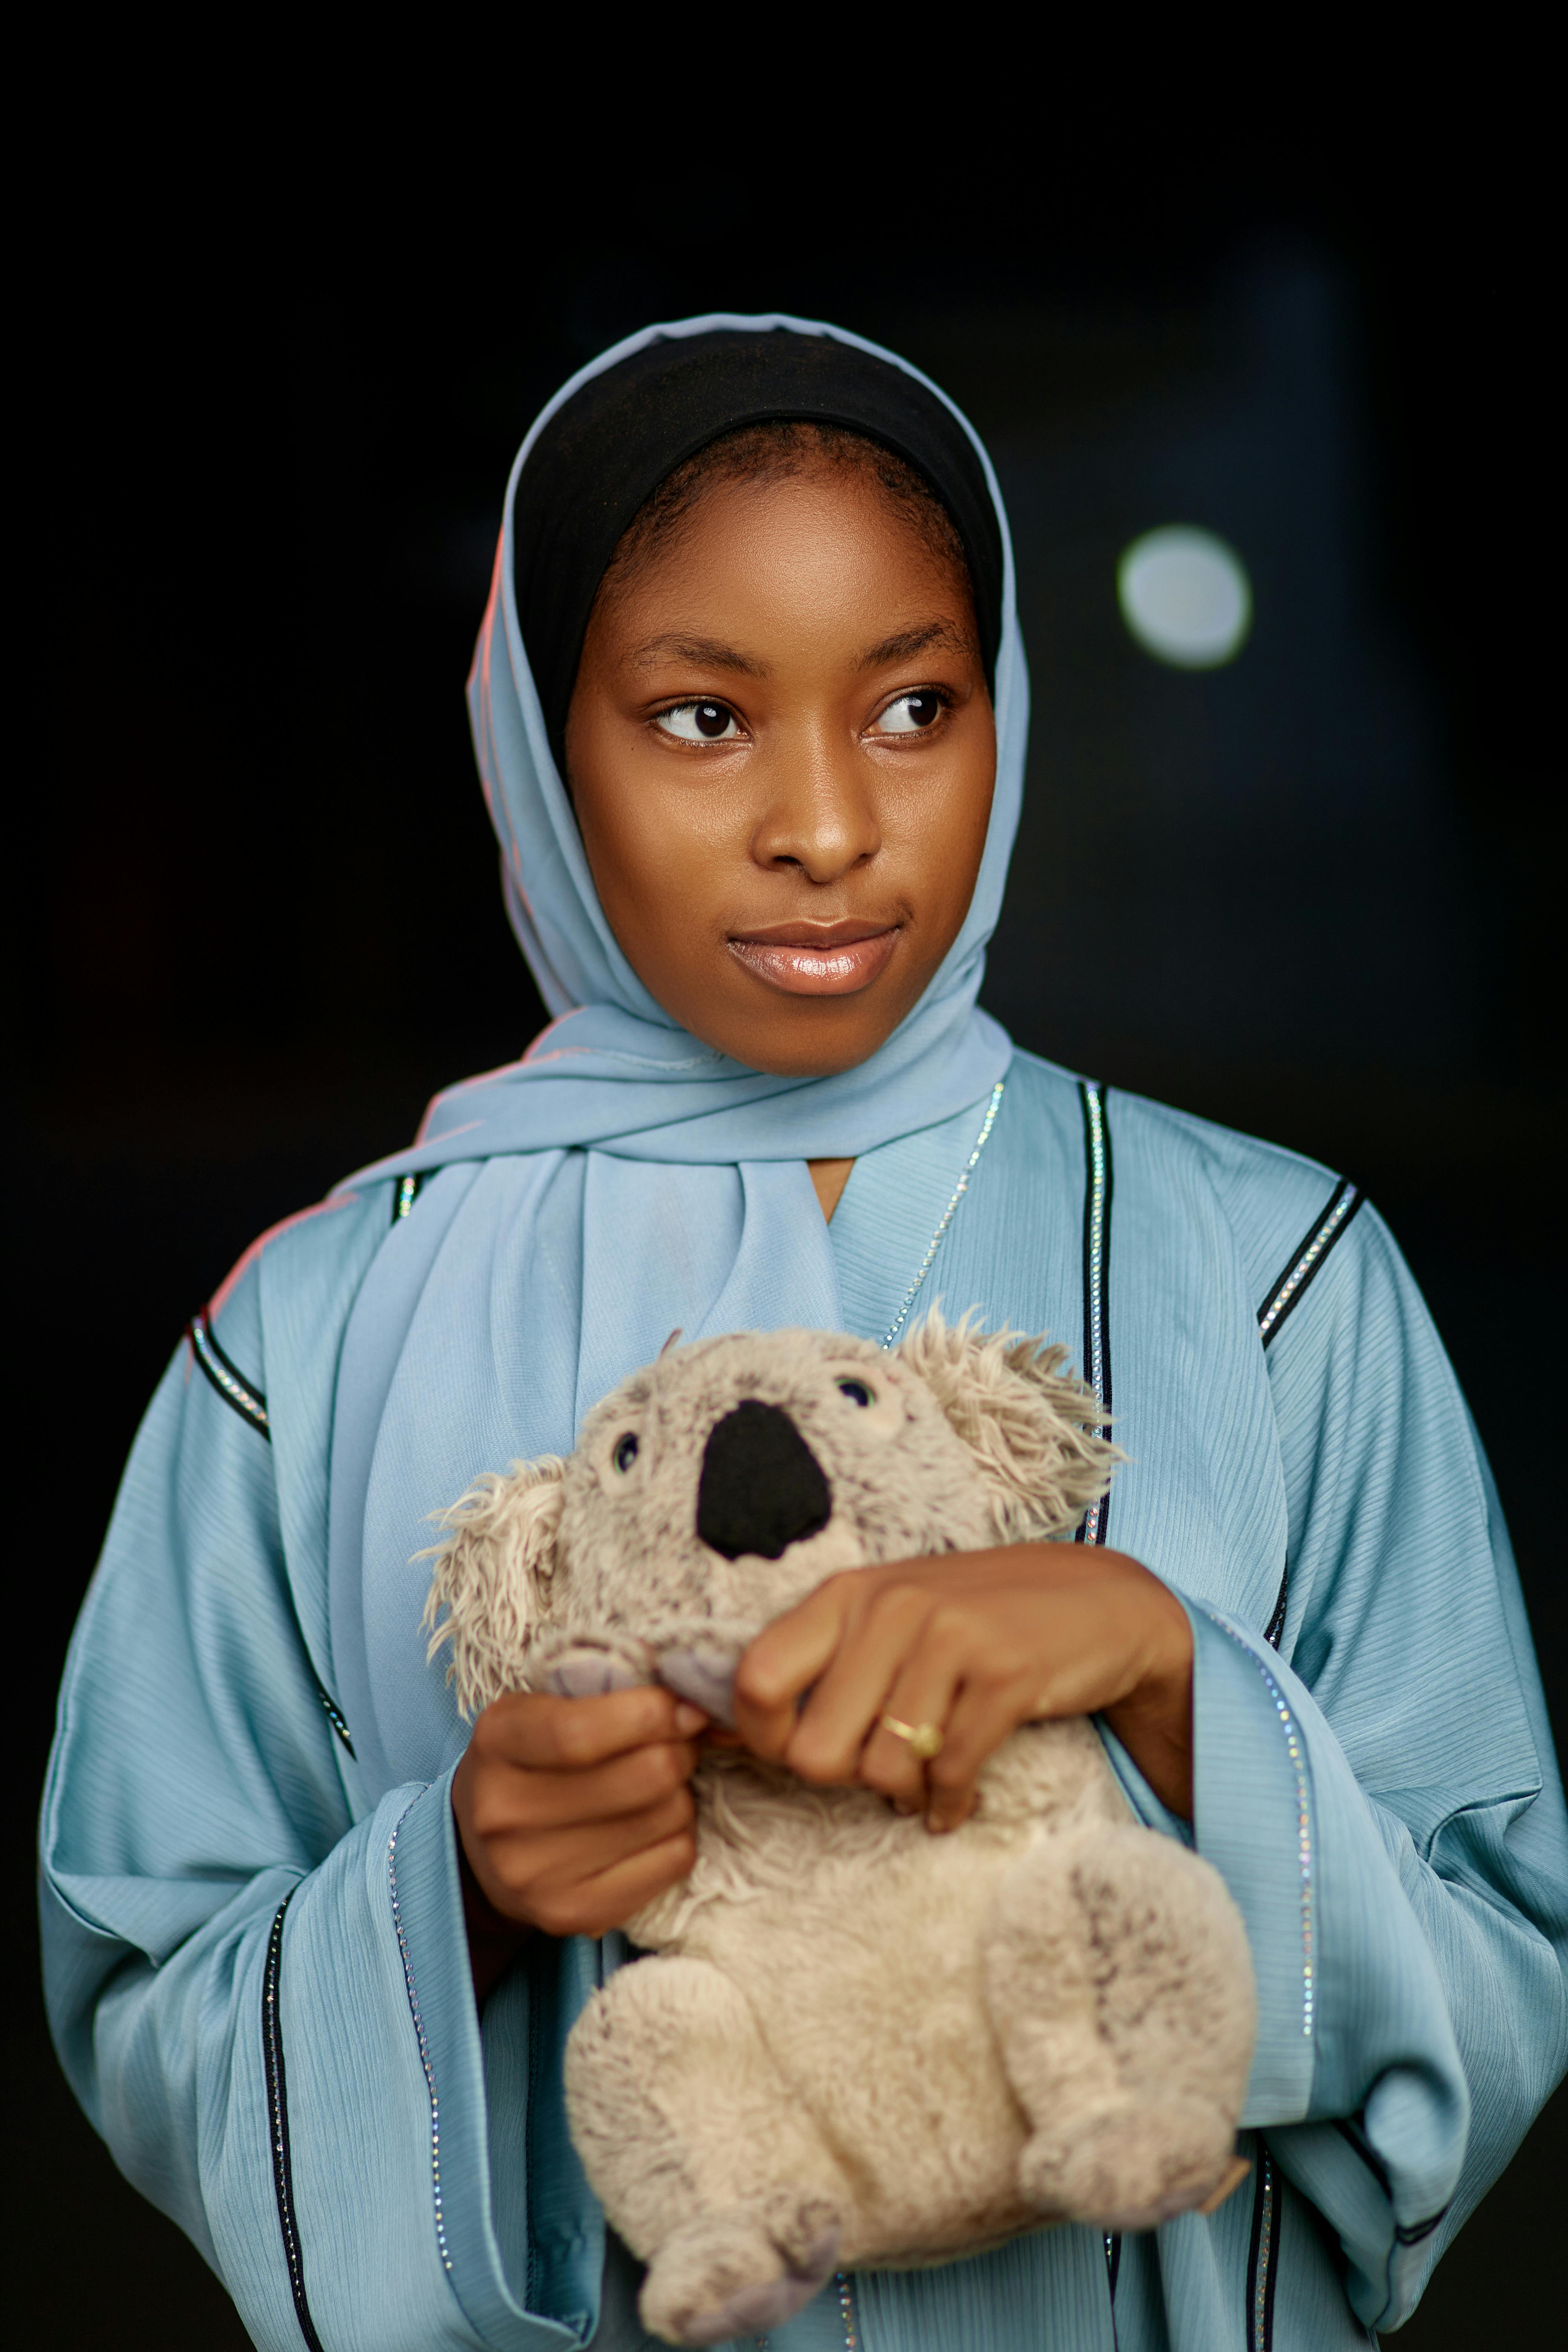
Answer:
[
  {"left": 783, "top": 1581, "right": 942, "bottom": 1785},
  {"left": 527, "top": 1825, "right": 699, "bottom": 1941},
  {"left": 482, "top": 1787, "right": 696, "bottom": 1919},
  {"left": 475, "top": 1686, "right": 706, "bottom": 1771},
  {"left": 731, "top": 1582, "right": 856, "bottom": 1757},
  {"left": 467, "top": 1738, "right": 701, "bottom": 1839},
  {"left": 485, "top": 1788, "right": 697, "bottom": 1922},
  {"left": 857, "top": 1642, "right": 968, "bottom": 1811},
  {"left": 921, "top": 1672, "right": 1041, "bottom": 1833}
]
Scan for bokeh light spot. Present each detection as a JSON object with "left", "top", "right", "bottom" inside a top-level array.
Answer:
[{"left": 1117, "top": 525, "right": 1253, "bottom": 668}]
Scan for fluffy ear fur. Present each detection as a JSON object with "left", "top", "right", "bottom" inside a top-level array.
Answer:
[
  {"left": 896, "top": 1308, "right": 1123, "bottom": 1541},
  {"left": 422, "top": 1456, "right": 567, "bottom": 1719}
]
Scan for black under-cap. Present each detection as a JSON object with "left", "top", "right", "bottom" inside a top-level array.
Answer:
[{"left": 510, "top": 328, "right": 1005, "bottom": 780}]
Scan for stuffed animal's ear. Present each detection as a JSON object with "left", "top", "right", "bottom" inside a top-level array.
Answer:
[
  {"left": 895, "top": 1307, "right": 1123, "bottom": 1541},
  {"left": 422, "top": 1457, "right": 567, "bottom": 1719}
]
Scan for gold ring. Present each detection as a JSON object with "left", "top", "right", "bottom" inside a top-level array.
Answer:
[{"left": 879, "top": 1714, "right": 944, "bottom": 1761}]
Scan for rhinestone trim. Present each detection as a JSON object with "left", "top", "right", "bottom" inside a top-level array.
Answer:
[
  {"left": 189, "top": 1309, "right": 270, "bottom": 1438},
  {"left": 315, "top": 1684, "right": 355, "bottom": 1758},
  {"left": 1248, "top": 2145, "right": 1279, "bottom": 2351},
  {"left": 836, "top": 2269, "right": 860, "bottom": 2348},
  {"left": 880, "top": 1081, "right": 1005, "bottom": 1350},
  {"left": 389, "top": 1803, "right": 453, "bottom": 2276},
  {"left": 1257, "top": 1179, "right": 1362, "bottom": 1346},
  {"left": 393, "top": 1171, "right": 424, "bottom": 1223},
  {"left": 1263, "top": 1559, "right": 1289, "bottom": 1651},
  {"left": 262, "top": 1891, "right": 326, "bottom": 2352},
  {"left": 1202, "top": 1610, "right": 1315, "bottom": 2040}
]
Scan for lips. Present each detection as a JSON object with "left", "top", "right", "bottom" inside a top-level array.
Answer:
[{"left": 727, "top": 920, "right": 899, "bottom": 997}]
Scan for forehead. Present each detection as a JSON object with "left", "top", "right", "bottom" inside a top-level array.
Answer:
[{"left": 593, "top": 468, "right": 978, "bottom": 671}]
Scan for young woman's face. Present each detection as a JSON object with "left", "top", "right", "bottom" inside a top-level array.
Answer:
[{"left": 564, "top": 464, "right": 997, "bottom": 1077}]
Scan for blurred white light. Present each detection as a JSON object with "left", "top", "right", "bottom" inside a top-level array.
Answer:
[{"left": 1117, "top": 526, "right": 1253, "bottom": 669}]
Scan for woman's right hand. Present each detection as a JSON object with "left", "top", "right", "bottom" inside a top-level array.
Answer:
[{"left": 451, "top": 1686, "right": 707, "bottom": 2000}]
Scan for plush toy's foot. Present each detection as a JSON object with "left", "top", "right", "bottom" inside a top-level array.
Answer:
[
  {"left": 1018, "top": 2097, "right": 1238, "bottom": 2233},
  {"left": 638, "top": 2195, "right": 841, "bottom": 2348}
]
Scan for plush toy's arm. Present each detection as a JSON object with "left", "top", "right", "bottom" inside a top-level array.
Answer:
[
  {"left": 525, "top": 1625, "right": 755, "bottom": 1727},
  {"left": 654, "top": 1630, "right": 755, "bottom": 1725},
  {"left": 525, "top": 1626, "right": 660, "bottom": 1696}
]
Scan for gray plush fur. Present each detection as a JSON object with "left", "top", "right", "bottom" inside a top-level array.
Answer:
[{"left": 426, "top": 1314, "right": 1256, "bottom": 2347}]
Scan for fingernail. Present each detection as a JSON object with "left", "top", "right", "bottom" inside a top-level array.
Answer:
[
  {"left": 673, "top": 1703, "right": 707, "bottom": 1735},
  {"left": 926, "top": 1811, "right": 953, "bottom": 1835}
]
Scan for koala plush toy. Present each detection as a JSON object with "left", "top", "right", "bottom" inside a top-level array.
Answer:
[{"left": 427, "top": 1316, "right": 1256, "bottom": 2348}]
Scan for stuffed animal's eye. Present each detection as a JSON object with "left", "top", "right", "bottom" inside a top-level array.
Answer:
[
  {"left": 837, "top": 1379, "right": 874, "bottom": 1407},
  {"left": 613, "top": 1432, "right": 640, "bottom": 1472}
]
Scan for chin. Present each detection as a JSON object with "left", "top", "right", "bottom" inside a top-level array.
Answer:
[
  {"left": 669, "top": 971, "right": 920, "bottom": 1081},
  {"left": 675, "top": 1004, "right": 885, "bottom": 1080},
  {"left": 731, "top": 1022, "right": 895, "bottom": 1080}
]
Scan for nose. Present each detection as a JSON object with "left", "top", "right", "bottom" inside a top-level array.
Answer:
[
  {"left": 696, "top": 1400, "right": 832, "bottom": 1561},
  {"left": 750, "top": 737, "right": 882, "bottom": 884}
]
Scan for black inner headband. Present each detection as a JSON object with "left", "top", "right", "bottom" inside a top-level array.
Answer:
[{"left": 510, "top": 329, "right": 1004, "bottom": 779}]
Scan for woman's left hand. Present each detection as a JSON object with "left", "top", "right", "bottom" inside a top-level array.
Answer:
[{"left": 730, "top": 1545, "right": 1194, "bottom": 1827}]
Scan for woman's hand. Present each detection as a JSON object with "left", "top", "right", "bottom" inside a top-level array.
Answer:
[
  {"left": 732, "top": 1545, "right": 1193, "bottom": 1828},
  {"left": 452, "top": 1687, "right": 707, "bottom": 2003}
]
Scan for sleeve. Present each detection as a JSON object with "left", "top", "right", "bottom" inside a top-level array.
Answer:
[
  {"left": 1172, "top": 1203, "right": 1568, "bottom": 2334},
  {"left": 38, "top": 1250, "right": 604, "bottom": 2352}
]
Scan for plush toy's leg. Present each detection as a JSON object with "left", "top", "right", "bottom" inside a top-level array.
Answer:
[
  {"left": 565, "top": 1954, "right": 845, "bottom": 2349},
  {"left": 986, "top": 1821, "right": 1256, "bottom": 2233}
]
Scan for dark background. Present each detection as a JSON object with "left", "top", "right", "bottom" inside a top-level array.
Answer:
[{"left": 11, "top": 133, "right": 1562, "bottom": 2347}]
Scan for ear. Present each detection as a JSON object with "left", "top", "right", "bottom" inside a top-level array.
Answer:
[
  {"left": 896, "top": 1307, "right": 1124, "bottom": 1542},
  {"left": 422, "top": 1456, "right": 567, "bottom": 1719}
]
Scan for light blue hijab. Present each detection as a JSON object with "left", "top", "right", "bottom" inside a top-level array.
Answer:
[{"left": 329, "top": 314, "right": 1027, "bottom": 1795}]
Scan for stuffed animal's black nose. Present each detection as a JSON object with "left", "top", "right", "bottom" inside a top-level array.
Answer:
[{"left": 696, "top": 1399, "right": 832, "bottom": 1561}]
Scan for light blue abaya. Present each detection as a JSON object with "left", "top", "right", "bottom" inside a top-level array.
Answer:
[{"left": 40, "top": 318, "right": 1568, "bottom": 2352}]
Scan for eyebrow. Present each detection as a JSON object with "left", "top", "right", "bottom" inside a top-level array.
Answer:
[
  {"left": 856, "top": 619, "right": 972, "bottom": 670},
  {"left": 628, "top": 633, "right": 768, "bottom": 677}
]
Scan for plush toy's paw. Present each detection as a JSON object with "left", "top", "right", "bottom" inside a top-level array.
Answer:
[
  {"left": 638, "top": 2195, "right": 841, "bottom": 2347},
  {"left": 1018, "top": 2098, "right": 1239, "bottom": 2233},
  {"left": 527, "top": 1632, "right": 657, "bottom": 1698},
  {"left": 655, "top": 1637, "right": 744, "bottom": 1726}
]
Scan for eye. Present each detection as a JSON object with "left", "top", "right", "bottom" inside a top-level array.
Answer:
[
  {"left": 657, "top": 700, "right": 740, "bottom": 742},
  {"left": 875, "top": 689, "right": 946, "bottom": 736},
  {"left": 837, "top": 1378, "right": 874, "bottom": 1407},
  {"left": 613, "top": 1432, "right": 640, "bottom": 1472}
]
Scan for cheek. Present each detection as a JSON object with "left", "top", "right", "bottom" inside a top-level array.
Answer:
[
  {"left": 890, "top": 735, "right": 995, "bottom": 946},
  {"left": 941, "top": 720, "right": 998, "bottom": 863},
  {"left": 571, "top": 749, "right": 732, "bottom": 964}
]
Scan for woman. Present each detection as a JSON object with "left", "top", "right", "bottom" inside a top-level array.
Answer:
[{"left": 41, "top": 316, "right": 1568, "bottom": 2350}]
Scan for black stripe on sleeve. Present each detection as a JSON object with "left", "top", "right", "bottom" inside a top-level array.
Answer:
[
  {"left": 1263, "top": 1560, "right": 1289, "bottom": 1650},
  {"left": 314, "top": 1684, "right": 355, "bottom": 1759},
  {"left": 188, "top": 1309, "right": 271, "bottom": 1438},
  {"left": 263, "top": 1893, "right": 327, "bottom": 2352},
  {"left": 1245, "top": 2142, "right": 1280, "bottom": 2350},
  {"left": 188, "top": 1315, "right": 353, "bottom": 1749},
  {"left": 1075, "top": 1081, "right": 1114, "bottom": 1547},
  {"left": 1256, "top": 1179, "right": 1364, "bottom": 1349}
]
